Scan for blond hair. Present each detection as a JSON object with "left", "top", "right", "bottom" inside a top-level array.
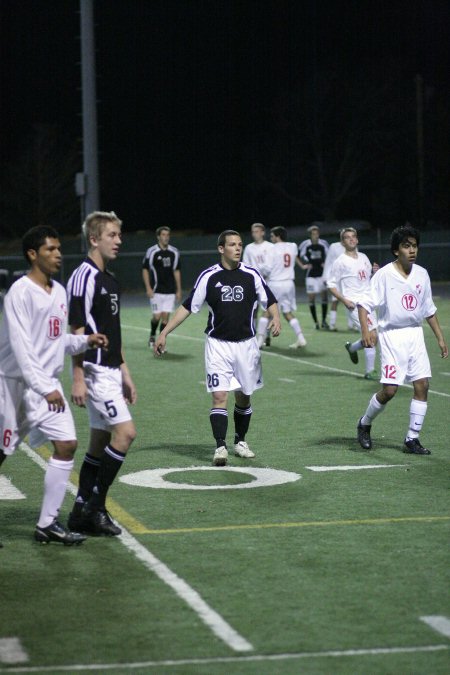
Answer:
[{"left": 82, "top": 211, "right": 122, "bottom": 245}]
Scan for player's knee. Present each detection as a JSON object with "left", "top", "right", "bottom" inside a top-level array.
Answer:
[
  {"left": 53, "top": 440, "right": 77, "bottom": 460},
  {"left": 378, "top": 385, "right": 397, "bottom": 404},
  {"left": 413, "top": 378, "right": 429, "bottom": 400}
]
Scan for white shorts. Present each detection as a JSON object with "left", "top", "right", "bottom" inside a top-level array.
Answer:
[
  {"left": 205, "top": 337, "right": 263, "bottom": 395},
  {"left": 151, "top": 293, "right": 175, "bottom": 313},
  {"left": 306, "top": 276, "right": 327, "bottom": 294},
  {"left": 83, "top": 364, "right": 132, "bottom": 431},
  {"left": 268, "top": 280, "right": 296, "bottom": 313},
  {"left": 379, "top": 326, "right": 431, "bottom": 385},
  {"left": 0, "top": 377, "right": 76, "bottom": 456},
  {"left": 349, "top": 306, "right": 378, "bottom": 331}
]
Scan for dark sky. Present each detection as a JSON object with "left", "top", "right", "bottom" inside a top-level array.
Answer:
[{"left": 1, "top": 0, "right": 449, "bottom": 231}]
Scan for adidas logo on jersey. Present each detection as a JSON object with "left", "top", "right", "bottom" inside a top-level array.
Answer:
[
  {"left": 215, "top": 282, "right": 223, "bottom": 287},
  {"left": 101, "top": 287, "right": 108, "bottom": 295}
]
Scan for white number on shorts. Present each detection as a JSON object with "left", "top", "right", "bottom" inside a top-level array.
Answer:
[
  {"left": 104, "top": 400, "right": 118, "bottom": 418},
  {"left": 207, "top": 373, "right": 220, "bottom": 388},
  {"left": 221, "top": 286, "right": 244, "bottom": 302}
]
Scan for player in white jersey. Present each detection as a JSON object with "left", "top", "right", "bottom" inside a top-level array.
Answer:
[
  {"left": 243, "top": 223, "right": 274, "bottom": 347},
  {"left": 327, "top": 227, "right": 379, "bottom": 379},
  {"left": 0, "top": 226, "right": 108, "bottom": 545},
  {"left": 264, "top": 226, "right": 307, "bottom": 349},
  {"left": 154, "top": 230, "right": 281, "bottom": 466},
  {"left": 322, "top": 238, "right": 353, "bottom": 330},
  {"left": 356, "top": 224, "right": 448, "bottom": 455}
]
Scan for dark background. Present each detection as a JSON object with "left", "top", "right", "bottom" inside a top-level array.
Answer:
[{"left": 1, "top": 0, "right": 449, "bottom": 236}]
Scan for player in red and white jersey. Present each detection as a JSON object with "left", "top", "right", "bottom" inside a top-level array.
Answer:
[
  {"left": 243, "top": 223, "right": 274, "bottom": 347},
  {"left": 264, "top": 226, "right": 307, "bottom": 349},
  {"left": 356, "top": 224, "right": 448, "bottom": 455},
  {"left": 0, "top": 226, "right": 108, "bottom": 545},
  {"left": 327, "top": 227, "right": 379, "bottom": 379}
]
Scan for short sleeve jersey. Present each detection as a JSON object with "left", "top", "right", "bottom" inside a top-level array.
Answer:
[
  {"left": 327, "top": 252, "right": 373, "bottom": 301},
  {"left": 298, "top": 238, "right": 329, "bottom": 277},
  {"left": 242, "top": 241, "right": 274, "bottom": 277},
  {"left": 67, "top": 258, "right": 123, "bottom": 368},
  {"left": 183, "top": 263, "right": 277, "bottom": 342},
  {"left": 142, "top": 244, "right": 180, "bottom": 294},
  {"left": 265, "top": 242, "right": 298, "bottom": 282},
  {"left": 322, "top": 241, "right": 345, "bottom": 281},
  {"left": 359, "top": 262, "right": 437, "bottom": 332}
]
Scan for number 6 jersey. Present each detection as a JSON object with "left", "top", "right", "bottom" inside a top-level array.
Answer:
[{"left": 359, "top": 262, "right": 437, "bottom": 332}]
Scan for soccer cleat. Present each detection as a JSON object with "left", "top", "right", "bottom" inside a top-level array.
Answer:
[
  {"left": 234, "top": 441, "right": 255, "bottom": 458},
  {"left": 148, "top": 335, "right": 155, "bottom": 347},
  {"left": 357, "top": 418, "right": 372, "bottom": 449},
  {"left": 321, "top": 321, "right": 330, "bottom": 330},
  {"left": 213, "top": 446, "right": 228, "bottom": 466},
  {"left": 81, "top": 506, "right": 122, "bottom": 536},
  {"left": 34, "top": 519, "right": 86, "bottom": 546},
  {"left": 364, "top": 370, "right": 378, "bottom": 381},
  {"left": 345, "top": 341, "right": 359, "bottom": 364},
  {"left": 329, "top": 326, "right": 338, "bottom": 332},
  {"left": 265, "top": 336, "right": 271, "bottom": 347},
  {"left": 289, "top": 335, "right": 307, "bottom": 348},
  {"left": 403, "top": 438, "right": 431, "bottom": 455},
  {"left": 315, "top": 323, "right": 320, "bottom": 330}
]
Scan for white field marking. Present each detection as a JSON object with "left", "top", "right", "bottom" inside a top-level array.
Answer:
[
  {"left": 120, "top": 466, "right": 301, "bottom": 490},
  {"left": 420, "top": 616, "right": 450, "bottom": 638},
  {"left": 122, "top": 324, "right": 450, "bottom": 398},
  {"left": 1, "top": 645, "right": 448, "bottom": 672},
  {"left": 18, "top": 443, "right": 253, "bottom": 654},
  {"left": 441, "top": 372, "right": 450, "bottom": 376},
  {"left": 0, "top": 638, "right": 28, "bottom": 664},
  {"left": 0, "top": 475, "right": 26, "bottom": 500},
  {"left": 278, "top": 377, "right": 295, "bottom": 383},
  {"left": 306, "top": 464, "right": 407, "bottom": 472}
]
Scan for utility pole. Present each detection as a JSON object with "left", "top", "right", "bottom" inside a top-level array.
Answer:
[
  {"left": 79, "top": 0, "right": 99, "bottom": 221},
  {"left": 415, "top": 74, "right": 424, "bottom": 227}
]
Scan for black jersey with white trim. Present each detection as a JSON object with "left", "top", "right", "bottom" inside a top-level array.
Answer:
[
  {"left": 67, "top": 258, "right": 123, "bottom": 367},
  {"left": 142, "top": 244, "right": 180, "bottom": 293},
  {"left": 183, "top": 263, "right": 277, "bottom": 342}
]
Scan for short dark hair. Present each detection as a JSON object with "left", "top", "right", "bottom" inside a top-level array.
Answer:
[
  {"left": 390, "top": 224, "right": 420, "bottom": 255},
  {"left": 217, "top": 230, "right": 241, "bottom": 248},
  {"left": 156, "top": 226, "right": 171, "bottom": 237},
  {"left": 22, "top": 226, "right": 59, "bottom": 264},
  {"left": 270, "top": 226, "right": 287, "bottom": 241}
]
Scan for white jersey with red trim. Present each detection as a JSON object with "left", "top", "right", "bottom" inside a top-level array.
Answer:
[
  {"left": 242, "top": 241, "right": 274, "bottom": 277},
  {"left": 266, "top": 242, "right": 298, "bottom": 282},
  {"left": 359, "top": 262, "right": 436, "bottom": 332},
  {"left": 0, "top": 276, "right": 88, "bottom": 396},
  {"left": 327, "top": 251, "right": 373, "bottom": 301}
]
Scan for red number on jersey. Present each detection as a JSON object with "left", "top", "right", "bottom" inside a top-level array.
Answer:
[
  {"left": 284, "top": 253, "right": 291, "bottom": 268},
  {"left": 48, "top": 316, "right": 62, "bottom": 339}
]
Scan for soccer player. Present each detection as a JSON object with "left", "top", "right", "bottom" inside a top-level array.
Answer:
[
  {"left": 243, "top": 222, "right": 274, "bottom": 347},
  {"left": 153, "top": 230, "right": 281, "bottom": 466},
  {"left": 0, "top": 226, "right": 108, "bottom": 545},
  {"left": 322, "top": 237, "right": 354, "bottom": 330},
  {"left": 266, "top": 226, "right": 307, "bottom": 348},
  {"left": 356, "top": 224, "right": 448, "bottom": 454},
  {"left": 297, "top": 224, "right": 330, "bottom": 329},
  {"left": 327, "top": 227, "right": 379, "bottom": 380},
  {"left": 66, "top": 211, "right": 137, "bottom": 536},
  {"left": 142, "top": 226, "right": 181, "bottom": 347}
]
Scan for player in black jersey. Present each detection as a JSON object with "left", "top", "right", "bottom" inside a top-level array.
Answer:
[
  {"left": 66, "top": 211, "right": 137, "bottom": 536},
  {"left": 297, "top": 224, "right": 330, "bottom": 329},
  {"left": 154, "top": 230, "right": 281, "bottom": 466},
  {"left": 142, "top": 226, "right": 182, "bottom": 347}
]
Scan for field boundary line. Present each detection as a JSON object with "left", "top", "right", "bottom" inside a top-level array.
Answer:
[
  {"left": 1, "top": 643, "right": 448, "bottom": 672},
  {"left": 136, "top": 514, "right": 450, "bottom": 535},
  {"left": 122, "top": 324, "right": 450, "bottom": 398},
  {"left": 18, "top": 443, "right": 253, "bottom": 654}
]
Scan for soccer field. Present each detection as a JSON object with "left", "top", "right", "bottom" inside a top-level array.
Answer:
[{"left": 1, "top": 294, "right": 449, "bottom": 674}]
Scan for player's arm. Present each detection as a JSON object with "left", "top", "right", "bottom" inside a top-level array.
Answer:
[
  {"left": 154, "top": 305, "right": 191, "bottom": 356},
  {"left": 120, "top": 356, "right": 137, "bottom": 404},
  {"left": 174, "top": 269, "right": 182, "bottom": 302},
  {"left": 357, "top": 305, "right": 376, "bottom": 348},
  {"left": 142, "top": 267, "right": 154, "bottom": 298},
  {"left": 426, "top": 314, "right": 448, "bottom": 359},
  {"left": 328, "top": 285, "right": 355, "bottom": 310},
  {"left": 267, "top": 302, "right": 281, "bottom": 337},
  {"left": 70, "top": 326, "right": 89, "bottom": 407}
]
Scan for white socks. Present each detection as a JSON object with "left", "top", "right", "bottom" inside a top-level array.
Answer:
[
  {"left": 37, "top": 457, "right": 74, "bottom": 528},
  {"left": 361, "top": 394, "right": 385, "bottom": 426},
  {"left": 406, "top": 399, "right": 427, "bottom": 439},
  {"left": 364, "top": 347, "right": 376, "bottom": 373},
  {"left": 289, "top": 317, "right": 303, "bottom": 338}
]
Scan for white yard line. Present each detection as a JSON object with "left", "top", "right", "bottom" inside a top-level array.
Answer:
[
  {"left": 0, "top": 475, "right": 26, "bottom": 500},
  {"left": 420, "top": 616, "right": 450, "bottom": 638},
  {"left": 306, "top": 464, "right": 407, "bottom": 472},
  {"left": 123, "top": 324, "right": 450, "bottom": 398},
  {"left": 1, "top": 644, "right": 448, "bottom": 672},
  {"left": 18, "top": 443, "right": 253, "bottom": 654}
]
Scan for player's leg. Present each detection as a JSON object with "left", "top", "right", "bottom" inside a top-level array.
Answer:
[
  {"left": 329, "top": 299, "right": 338, "bottom": 331},
  {"left": 307, "top": 291, "right": 319, "bottom": 328},
  {"left": 233, "top": 391, "right": 255, "bottom": 458},
  {"left": 210, "top": 390, "right": 229, "bottom": 466},
  {"left": 320, "top": 287, "right": 329, "bottom": 329},
  {"left": 357, "top": 383, "right": 397, "bottom": 449},
  {"left": 149, "top": 311, "right": 161, "bottom": 346},
  {"left": 403, "top": 378, "right": 431, "bottom": 455}
]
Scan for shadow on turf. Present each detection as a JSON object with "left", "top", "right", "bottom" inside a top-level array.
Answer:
[
  {"left": 307, "top": 436, "right": 401, "bottom": 454},
  {"left": 149, "top": 352, "right": 193, "bottom": 362}
]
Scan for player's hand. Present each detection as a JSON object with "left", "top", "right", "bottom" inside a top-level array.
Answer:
[
  {"left": 87, "top": 333, "right": 109, "bottom": 350},
  {"left": 122, "top": 376, "right": 137, "bottom": 405},
  {"left": 71, "top": 381, "right": 88, "bottom": 407},
  {"left": 146, "top": 289, "right": 154, "bottom": 299},
  {"left": 345, "top": 299, "right": 356, "bottom": 311},
  {"left": 269, "top": 318, "right": 281, "bottom": 338},
  {"left": 45, "top": 390, "right": 65, "bottom": 412},
  {"left": 154, "top": 335, "right": 166, "bottom": 356},
  {"left": 439, "top": 340, "right": 448, "bottom": 359}
]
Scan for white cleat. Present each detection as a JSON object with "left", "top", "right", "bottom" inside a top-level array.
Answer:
[
  {"left": 234, "top": 441, "right": 255, "bottom": 458},
  {"left": 289, "top": 335, "right": 307, "bottom": 348},
  {"left": 213, "top": 446, "right": 228, "bottom": 466}
]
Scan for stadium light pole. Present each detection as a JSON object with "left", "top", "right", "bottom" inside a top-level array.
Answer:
[{"left": 79, "top": 0, "right": 100, "bottom": 225}]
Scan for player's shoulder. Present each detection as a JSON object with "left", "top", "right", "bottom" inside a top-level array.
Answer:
[{"left": 167, "top": 244, "right": 180, "bottom": 254}]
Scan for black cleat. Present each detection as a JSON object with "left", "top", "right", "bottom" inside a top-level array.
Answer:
[
  {"left": 67, "top": 506, "right": 96, "bottom": 534},
  {"left": 357, "top": 418, "right": 372, "bottom": 449},
  {"left": 403, "top": 438, "right": 431, "bottom": 455},
  {"left": 321, "top": 321, "right": 330, "bottom": 330},
  {"left": 81, "top": 506, "right": 122, "bottom": 536},
  {"left": 345, "top": 341, "right": 359, "bottom": 364},
  {"left": 148, "top": 335, "right": 155, "bottom": 347},
  {"left": 315, "top": 323, "right": 320, "bottom": 330},
  {"left": 34, "top": 519, "right": 86, "bottom": 546},
  {"left": 265, "top": 336, "right": 271, "bottom": 347}
]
